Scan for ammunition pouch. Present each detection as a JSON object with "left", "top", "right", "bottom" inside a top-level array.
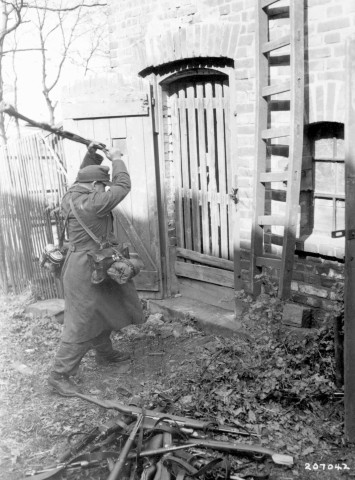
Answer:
[
  {"left": 87, "top": 245, "right": 143, "bottom": 285},
  {"left": 68, "top": 196, "right": 143, "bottom": 285}
]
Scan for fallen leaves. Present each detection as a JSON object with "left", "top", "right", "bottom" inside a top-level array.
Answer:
[{"left": 0, "top": 290, "right": 352, "bottom": 480}]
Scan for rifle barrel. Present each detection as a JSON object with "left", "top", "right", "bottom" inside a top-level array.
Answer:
[
  {"left": 74, "top": 392, "right": 247, "bottom": 437},
  {"left": 107, "top": 414, "right": 144, "bottom": 480}
]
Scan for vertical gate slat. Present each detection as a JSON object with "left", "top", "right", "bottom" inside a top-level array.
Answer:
[
  {"left": 42, "top": 139, "right": 56, "bottom": 243},
  {"left": 2, "top": 146, "right": 18, "bottom": 290},
  {"left": 0, "top": 168, "right": 9, "bottom": 291},
  {"left": 37, "top": 136, "right": 58, "bottom": 297},
  {"left": 27, "top": 136, "right": 53, "bottom": 296},
  {"left": 24, "top": 137, "right": 40, "bottom": 259},
  {"left": 26, "top": 136, "right": 44, "bottom": 256},
  {"left": 17, "top": 140, "right": 36, "bottom": 277},
  {"left": 12, "top": 141, "right": 33, "bottom": 283},
  {"left": 28, "top": 136, "right": 49, "bottom": 294},
  {"left": 186, "top": 84, "right": 201, "bottom": 252},
  {"left": 0, "top": 132, "right": 66, "bottom": 298},
  {"left": 171, "top": 94, "right": 184, "bottom": 248},
  {"left": 205, "top": 82, "right": 219, "bottom": 257},
  {"left": 5, "top": 143, "right": 19, "bottom": 288},
  {"left": 196, "top": 83, "right": 209, "bottom": 254},
  {"left": 223, "top": 81, "right": 234, "bottom": 260},
  {"left": 178, "top": 88, "right": 192, "bottom": 250},
  {"left": 13, "top": 142, "right": 27, "bottom": 291},
  {"left": 215, "top": 81, "right": 229, "bottom": 259}
]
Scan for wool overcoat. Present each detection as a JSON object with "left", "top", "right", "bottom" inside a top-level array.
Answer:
[{"left": 60, "top": 152, "right": 144, "bottom": 343}]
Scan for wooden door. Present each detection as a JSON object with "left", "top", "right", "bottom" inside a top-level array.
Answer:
[
  {"left": 63, "top": 114, "right": 163, "bottom": 298},
  {"left": 167, "top": 75, "right": 236, "bottom": 306}
]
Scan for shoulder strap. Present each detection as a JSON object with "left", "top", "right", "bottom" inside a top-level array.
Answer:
[
  {"left": 58, "top": 209, "right": 70, "bottom": 248},
  {"left": 69, "top": 197, "right": 103, "bottom": 248}
]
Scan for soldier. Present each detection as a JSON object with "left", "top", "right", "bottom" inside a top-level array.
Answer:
[{"left": 48, "top": 143, "right": 144, "bottom": 396}]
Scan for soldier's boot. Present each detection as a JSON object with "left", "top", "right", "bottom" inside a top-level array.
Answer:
[
  {"left": 95, "top": 350, "right": 131, "bottom": 366},
  {"left": 94, "top": 330, "right": 131, "bottom": 365},
  {"left": 48, "top": 373, "right": 82, "bottom": 396}
]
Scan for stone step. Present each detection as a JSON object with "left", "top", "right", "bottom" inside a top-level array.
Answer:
[
  {"left": 148, "top": 296, "right": 250, "bottom": 340},
  {"left": 25, "top": 299, "right": 65, "bottom": 324}
]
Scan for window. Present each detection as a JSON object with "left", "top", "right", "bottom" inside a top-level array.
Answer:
[{"left": 311, "top": 123, "right": 344, "bottom": 236}]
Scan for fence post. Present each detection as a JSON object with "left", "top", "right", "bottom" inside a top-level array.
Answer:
[
  {"left": 0, "top": 228, "right": 8, "bottom": 294},
  {"left": 344, "top": 35, "right": 355, "bottom": 443}
]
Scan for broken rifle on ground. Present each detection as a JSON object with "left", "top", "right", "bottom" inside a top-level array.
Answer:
[
  {"left": 24, "top": 393, "right": 293, "bottom": 480},
  {"left": 0, "top": 102, "right": 109, "bottom": 154}
]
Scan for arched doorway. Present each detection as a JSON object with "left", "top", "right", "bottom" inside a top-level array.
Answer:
[
  {"left": 165, "top": 71, "right": 232, "bottom": 259},
  {"left": 153, "top": 64, "right": 240, "bottom": 307}
]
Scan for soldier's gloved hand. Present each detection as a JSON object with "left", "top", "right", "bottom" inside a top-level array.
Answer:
[
  {"left": 105, "top": 148, "right": 123, "bottom": 162},
  {"left": 87, "top": 141, "right": 101, "bottom": 154}
]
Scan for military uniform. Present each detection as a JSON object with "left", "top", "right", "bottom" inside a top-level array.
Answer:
[{"left": 50, "top": 151, "right": 144, "bottom": 383}]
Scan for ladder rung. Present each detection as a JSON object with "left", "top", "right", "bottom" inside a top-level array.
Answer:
[
  {"left": 260, "top": 172, "right": 288, "bottom": 183},
  {"left": 262, "top": 81, "right": 290, "bottom": 97},
  {"left": 262, "top": 35, "right": 290, "bottom": 54},
  {"left": 262, "top": 127, "right": 290, "bottom": 139},
  {"left": 258, "top": 215, "right": 285, "bottom": 226},
  {"left": 270, "top": 100, "right": 290, "bottom": 111},
  {"left": 268, "top": 144, "right": 289, "bottom": 156},
  {"left": 269, "top": 55, "right": 290, "bottom": 66},
  {"left": 271, "top": 190, "right": 287, "bottom": 202},
  {"left": 261, "top": 0, "right": 279, "bottom": 8},
  {"left": 268, "top": 6, "right": 290, "bottom": 19},
  {"left": 256, "top": 256, "right": 282, "bottom": 269}
]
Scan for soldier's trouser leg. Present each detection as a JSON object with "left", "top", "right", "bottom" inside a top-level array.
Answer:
[
  {"left": 51, "top": 340, "right": 92, "bottom": 378},
  {"left": 92, "top": 330, "right": 114, "bottom": 356},
  {"left": 93, "top": 330, "right": 130, "bottom": 363}
]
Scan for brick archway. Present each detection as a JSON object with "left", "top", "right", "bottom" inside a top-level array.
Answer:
[
  {"left": 134, "top": 22, "right": 240, "bottom": 74},
  {"left": 307, "top": 80, "right": 346, "bottom": 124}
]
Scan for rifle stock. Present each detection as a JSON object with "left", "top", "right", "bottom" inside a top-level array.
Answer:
[
  {"left": 185, "top": 438, "right": 293, "bottom": 466},
  {"left": 74, "top": 392, "right": 253, "bottom": 438},
  {"left": 0, "top": 102, "right": 108, "bottom": 153}
]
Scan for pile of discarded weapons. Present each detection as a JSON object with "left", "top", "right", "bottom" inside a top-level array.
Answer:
[{"left": 25, "top": 392, "right": 293, "bottom": 480}]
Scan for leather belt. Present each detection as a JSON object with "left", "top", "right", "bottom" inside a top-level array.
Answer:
[{"left": 68, "top": 244, "right": 92, "bottom": 252}]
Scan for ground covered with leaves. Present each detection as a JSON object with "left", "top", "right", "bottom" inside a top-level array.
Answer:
[{"left": 0, "top": 290, "right": 354, "bottom": 480}]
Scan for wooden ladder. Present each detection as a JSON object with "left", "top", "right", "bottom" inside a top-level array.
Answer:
[{"left": 250, "top": 0, "right": 305, "bottom": 299}]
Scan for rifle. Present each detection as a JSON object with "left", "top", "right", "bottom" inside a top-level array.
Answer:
[
  {"left": 71, "top": 392, "right": 293, "bottom": 466},
  {"left": 184, "top": 438, "right": 293, "bottom": 466},
  {"left": 73, "top": 391, "right": 256, "bottom": 438},
  {"left": 24, "top": 451, "right": 119, "bottom": 480},
  {"left": 107, "top": 414, "right": 144, "bottom": 480},
  {"left": 0, "top": 102, "right": 108, "bottom": 154}
]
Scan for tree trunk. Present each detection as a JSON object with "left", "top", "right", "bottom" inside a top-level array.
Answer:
[{"left": 44, "top": 90, "right": 55, "bottom": 125}]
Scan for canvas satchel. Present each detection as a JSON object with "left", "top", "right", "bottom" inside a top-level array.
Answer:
[{"left": 69, "top": 198, "right": 143, "bottom": 285}]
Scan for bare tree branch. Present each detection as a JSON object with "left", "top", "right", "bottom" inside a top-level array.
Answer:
[
  {"left": 1, "top": 47, "right": 44, "bottom": 54},
  {"left": 11, "top": 31, "right": 20, "bottom": 136},
  {"left": 0, "top": 0, "right": 26, "bottom": 143},
  {"left": 23, "top": 2, "right": 107, "bottom": 12},
  {"left": 1, "top": 0, "right": 24, "bottom": 39},
  {"left": 47, "top": 4, "right": 82, "bottom": 92}
]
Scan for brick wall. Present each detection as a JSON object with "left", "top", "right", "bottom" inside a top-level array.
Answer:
[{"left": 103, "top": 0, "right": 353, "bottom": 310}]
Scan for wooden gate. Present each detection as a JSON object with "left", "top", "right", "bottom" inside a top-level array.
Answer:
[
  {"left": 166, "top": 73, "right": 237, "bottom": 307},
  {"left": 63, "top": 111, "right": 163, "bottom": 298},
  {"left": 0, "top": 133, "right": 67, "bottom": 298}
]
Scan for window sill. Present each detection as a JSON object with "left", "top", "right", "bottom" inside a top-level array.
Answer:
[{"left": 295, "top": 233, "right": 345, "bottom": 260}]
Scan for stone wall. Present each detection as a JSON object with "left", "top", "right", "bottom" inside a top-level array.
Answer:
[{"left": 101, "top": 0, "right": 353, "bottom": 308}]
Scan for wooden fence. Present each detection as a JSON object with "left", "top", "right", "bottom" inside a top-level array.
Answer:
[{"left": 0, "top": 132, "right": 68, "bottom": 298}]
